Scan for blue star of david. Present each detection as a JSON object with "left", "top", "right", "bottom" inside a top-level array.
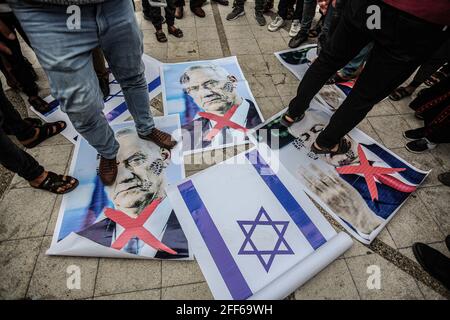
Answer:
[{"left": 237, "top": 207, "right": 294, "bottom": 272}]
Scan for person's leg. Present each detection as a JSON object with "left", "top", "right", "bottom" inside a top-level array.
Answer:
[
  {"left": 11, "top": 2, "right": 119, "bottom": 159},
  {"left": 315, "top": 1, "right": 449, "bottom": 149},
  {"left": 97, "top": 0, "right": 155, "bottom": 137},
  {"left": 339, "top": 42, "right": 373, "bottom": 78},
  {"left": 411, "top": 39, "right": 449, "bottom": 85},
  {"left": 165, "top": 0, "right": 176, "bottom": 27},
  {"left": 148, "top": 4, "right": 164, "bottom": 30},
  {"left": 277, "top": 0, "right": 288, "bottom": 19},
  {"left": 287, "top": 1, "right": 370, "bottom": 118}
]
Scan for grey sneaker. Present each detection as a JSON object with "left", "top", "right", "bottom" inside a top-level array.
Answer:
[
  {"left": 254, "top": 11, "right": 266, "bottom": 26},
  {"left": 226, "top": 6, "right": 245, "bottom": 20}
]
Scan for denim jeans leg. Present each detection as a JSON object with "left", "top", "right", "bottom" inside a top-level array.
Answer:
[
  {"left": 10, "top": 2, "right": 119, "bottom": 159},
  {"left": 299, "top": 0, "right": 316, "bottom": 34},
  {"left": 340, "top": 43, "right": 374, "bottom": 77},
  {"left": 98, "top": 0, "right": 155, "bottom": 136}
]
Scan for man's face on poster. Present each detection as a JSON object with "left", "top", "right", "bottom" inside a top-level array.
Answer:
[
  {"left": 108, "top": 130, "right": 171, "bottom": 217},
  {"left": 181, "top": 65, "right": 240, "bottom": 114}
]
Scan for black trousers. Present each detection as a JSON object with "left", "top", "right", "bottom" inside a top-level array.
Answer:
[
  {"left": 288, "top": 0, "right": 449, "bottom": 148},
  {"left": 172, "top": 0, "right": 204, "bottom": 9},
  {"left": 0, "top": 84, "right": 43, "bottom": 181},
  {"left": 142, "top": 0, "right": 176, "bottom": 29},
  {"left": 410, "top": 39, "right": 449, "bottom": 86},
  {"left": 0, "top": 12, "right": 38, "bottom": 98},
  {"left": 234, "top": 0, "right": 264, "bottom": 11}
]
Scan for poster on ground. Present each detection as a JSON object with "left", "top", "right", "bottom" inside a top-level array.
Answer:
[
  {"left": 161, "top": 56, "right": 264, "bottom": 155},
  {"left": 48, "top": 115, "right": 191, "bottom": 259},
  {"left": 167, "top": 147, "right": 352, "bottom": 299},
  {"left": 250, "top": 102, "right": 429, "bottom": 244}
]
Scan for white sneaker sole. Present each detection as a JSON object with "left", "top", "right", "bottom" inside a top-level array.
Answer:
[
  {"left": 227, "top": 11, "right": 245, "bottom": 21},
  {"left": 268, "top": 23, "right": 285, "bottom": 32}
]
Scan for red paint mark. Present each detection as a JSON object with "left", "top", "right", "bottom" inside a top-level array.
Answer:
[
  {"left": 105, "top": 199, "right": 177, "bottom": 254},
  {"left": 336, "top": 145, "right": 415, "bottom": 201},
  {"left": 198, "top": 104, "right": 248, "bottom": 141}
]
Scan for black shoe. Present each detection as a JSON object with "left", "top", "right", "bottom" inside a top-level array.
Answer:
[
  {"left": 226, "top": 6, "right": 245, "bottom": 20},
  {"left": 406, "top": 138, "right": 437, "bottom": 153},
  {"left": 438, "top": 172, "right": 450, "bottom": 187},
  {"left": 446, "top": 235, "right": 450, "bottom": 251},
  {"left": 403, "top": 127, "right": 425, "bottom": 141},
  {"left": 254, "top": 11, "right": 266, "bottom": 26},
  {"left": 412, "top": 242, "right": 450, "bottom": 290},
  {"left": 288, "top": 32, "right": 308, "bottom": 48}
]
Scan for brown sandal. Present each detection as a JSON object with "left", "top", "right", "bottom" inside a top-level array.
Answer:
[
  {"left": 32, "top": 171, "right": 79, "bottom": 194},
  {"left": 168, "top": 26, "right": 183, "bottom": 38},
  {"left": 21, "top": 121, "right": 67, "bottom": 149},
  {"left": 155, "top": 30, "right": 168, "bottom": 43}
]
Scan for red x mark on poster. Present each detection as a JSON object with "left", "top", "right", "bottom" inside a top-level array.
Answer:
[
  {"left": 198, "top": 104, "right": 248, "bottom": 141},
  {"left": 105, "top": 199, "right": 177, "bottom": 255},
  {"left": 336, "top": 145, "right": 416, "bottom": 201}
]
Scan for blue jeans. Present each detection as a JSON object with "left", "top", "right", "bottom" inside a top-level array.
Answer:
[
  {"left": 340, "top": 43, "right": 374, "bottom": 77},
  {"left": 9, "top": 0, "right": 155, "bottom": 159}
]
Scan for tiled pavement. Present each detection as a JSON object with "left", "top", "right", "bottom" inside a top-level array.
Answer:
[{"left": 0, "top": 1, "right": 449, "bottom": 300}]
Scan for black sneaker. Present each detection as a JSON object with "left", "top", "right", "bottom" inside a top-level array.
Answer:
[
  {"left": 226, "top": 6, "right": 245, "bottom": 20},
  {"left": 438, "top": 172, "right": 450, "bottom": 187},
  {"left": 412, "top": 242, "right": 450, "bottom": 290},
  {"left": 288, "top": 32, "right": 308, "bottom": 48},
  {"left": 403, "top": 127, "right": 425, "bottom": 140},
  {"left": 405, "top": 138, "right": 436, "bottom": 153},
  {"left": 254, "top": 11, "right": 266, "bottom": 26}
]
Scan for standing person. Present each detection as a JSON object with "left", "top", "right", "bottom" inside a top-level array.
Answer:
[
  {"left": 403, "top": 77, "right": 450, "bottom": 153},
  {"left": 9, "top": 0, "right": 178, "bottom": 186},
  {"left": 280, "top": 0, "right": 449, "bottom": 157},
  {"left": 226, "top": 0, "right": 266, "bottom": 26},
  {"left": 0, "top": 81, "right": 78, "bottom": 194},
  {"left": 268, "top": 0, "right": 317, "bottom": 44},
  {"left": 173, "top": 0, "right": 207, "bottom": 18},
  {"left": 389, "top": 39, "right": 449, "bottom": 101},
  {"left": 0, "top": 3, "right": 51, "bottom": 114},
  {"left": 142, "top": 0, "right": 183, "bottom": 42}
]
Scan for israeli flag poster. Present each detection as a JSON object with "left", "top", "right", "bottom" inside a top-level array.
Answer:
[{"left": 167, "top": 146, "right": 352, "bottom": 300}]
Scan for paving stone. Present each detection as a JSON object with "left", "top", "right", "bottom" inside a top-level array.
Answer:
[
  {"left": 168, "top": 41, "right": 199, "bottom": 59},
  {"left": 346, "top": 254, "right": 424, "bottom": 299},
  {"left": 94, "top": 258, "right": 161, "bottom": 296},
  {"left": 196, "top": 26, "right": 219, "bottom": 40},
  {"left": 344, "top": 228, "right": 397, "bottom": 258},
  {"left": 144, "top": 42, "right": 168, "bottom": 61},
  {"left": 255, "top": 96, "right": 284, "bottom": 119},
  {"left": 255, "top": 36, "right": 288, "bottom": 54},
  {"left": 237, "top": 54, "right": 269, "bottom": 75},
  {"left": 0, "top": 188, "right": 56, "bottom": 241},
  {"left": 161, "top": 282, "right": 213, "bottom": 300},
  {"left": 0, "top": 238, "right": 42, "bottom": 299},
  {"left": 198, "top": 40, "right": 223, "bottom": 59},
  {"left": 195, "top": 13, "right": 216, "bottom": 27},
  {"left": 387, "top": 194, "right": 443, "bottom": 249},
  {"left": 162, "top": 260, "right": 205, "bottom": 287},
  {"left": 263, "top": 54, "right": 290, "bottom": 74},
  {"left": 228, "top": 38, "right": 261, "bottom": 55},
  {"left": 246, "top": 74, "right": 278, "bottom": 98},
  {"left": 392, "top": 148, "right": 447, "bottom": 188},
  {"left": 368, "top": 115, "right": 413, "bottom": 149},
  {"left": 45, "top": 195, "right": 63, "bottom": 236},
  {"left": 27, "top": 237, "right": 98, "bottom": 300},
  {"left": 94, "top": 289, "right": 160, "bottom": 300},
  {"left": 416, "top": 186, "right": 450, "bottom": 236},
  {"left": 250, "top": 24, "right": 284, "bottom": 39},
  {"left": 294, "top": 259, "right": 360, "bottom": 300},
  {"left": 171, "top": 27, "right": 198, "bottom": 43},
  {"left": 391, "top": 95, "right": 415, "bottom": 114},
  {"left": 367, "top": 100, "right": 398, "bottom": 117},
  {"left": 430, "top": 143, "right": 450, "bottom": 170},
  {"left": 356, "top": 118, "right": 381, "bottom": 142},
  {"left": 224, "top": 25, "right": 254, "bottom": 39}
]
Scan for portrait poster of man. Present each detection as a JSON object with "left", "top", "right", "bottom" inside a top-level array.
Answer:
[
  {"left": 47, "top": 115, "right": 192, "bottom": 260},
  {"left": 161, "top": 57, "right": 264, "bottom": 154},
  {"left": 167, "top": 147, "right": 352, "bottom": 299},
  {"left": 32, "top": 54, "right": 163, "bottom": 144},
  {"left": 251, "top": 102, "right": 429, "bottom": 244}
]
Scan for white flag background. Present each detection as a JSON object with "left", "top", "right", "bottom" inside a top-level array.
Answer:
[{"left": 167, "top": 146, "right": 352, "bottom": 300}]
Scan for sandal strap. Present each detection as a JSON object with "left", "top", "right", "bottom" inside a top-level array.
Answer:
[
  {"left": 311, "top": 138, "right": 350, "bottom": 156},
  {"left": 37, "top": 171, "right": 78, "bottom": 194}
]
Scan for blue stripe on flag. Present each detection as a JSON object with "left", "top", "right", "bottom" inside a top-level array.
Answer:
[
  {"left": 105, "top": 76, "right": 161, "bottom": 122},
  {"left": 178, "top": 180, "right": 253, "bottom": 300},
  {"left": 246, "top": 150, "right": 327, "bottom": 250}
]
